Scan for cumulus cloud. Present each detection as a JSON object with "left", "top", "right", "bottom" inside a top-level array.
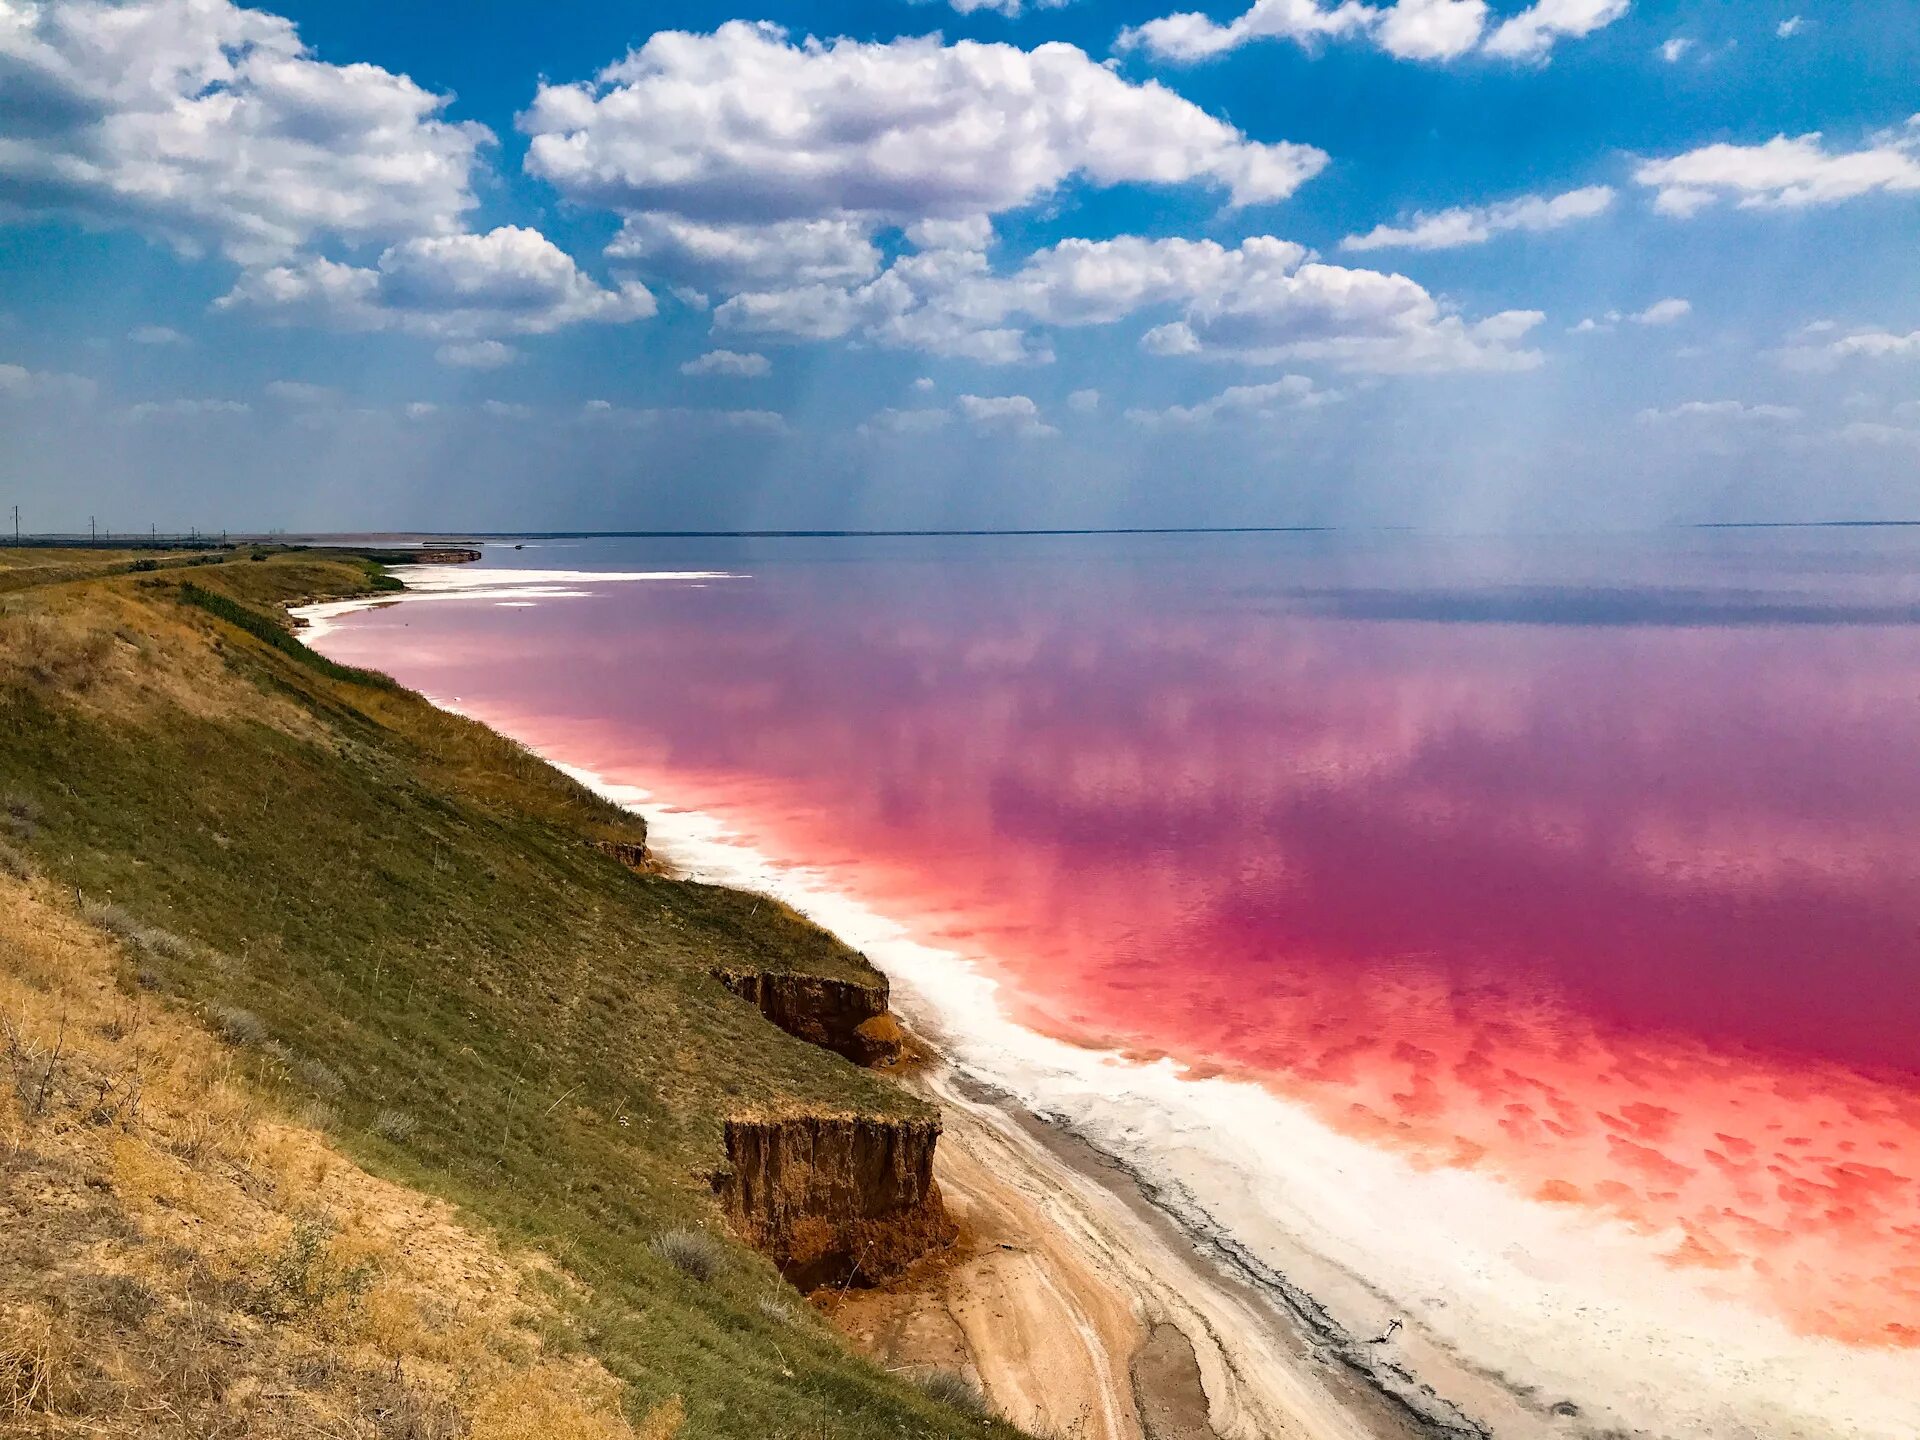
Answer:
[
  {"left": 1125, "top": 373, "right": 1338, "bottom": 425},
  {"left": 0, "top": 0, "right": 490, "bottom": 262},
  {"left": 436, "top": 339, "right": 519, "bottom": 369},
  {"left": 1636, "top": 120, "right": 1920, "bottom": 215},
  {"left": 579, "top": 399, "right": 786, "bottom": 432},
  {"left": 0, "top": 360, "right": 94, "bottom": 402},
  {"left": 1773, "top": 325, "right": 1920, "bottom": 371},
  {"left": 715, "top": 231, "right": 1540, "bottom": 373},
  {"left": 1482, "top": 0, "right": 1631, "bottom": 59},
  {"left": 1341, "top": 184, "right": 1613, "bottom": 251},
  {"left": 681, "top": 349, "right": 771, "bottom": 378},
  {"left": 1068, "top": 387, "right": 1101, "bottom": 412},
  {"left": 1119, "top": 0, "right": 1622, "bottom": 64},
  {"left": 1776, "top": 15, "right": 1804, "bottom": 37},
  {"left": 520, "top": 21, "right": 1327, "bottom": 236},
  {"left": 1571, "top": 297, "right": 1692, "bottom": 333},
  {"left": 857, "top": 405, "right": 954, "bottom": 438},
  {"left": 122, "top": 397, "right": 249, "bottom": 420},
  {"left": 262, "top": 379, "right": 333, "bottom": 403},
  {"left": 217, "top": 226, "right": 655, "bottom": 339},
  {"left": 956, "top": 393, "right": 1057, "bottom": 437},
  {"left": 127, "top": 324, "right": 189, "bottom": 346},
  {"left": 1636, "top": 399, "right": 1801, "bottom": 425},
  {"left": 1657, "top": 36, "right": 1694, "bottom": 63},
  {"left": 946, "top": 0, "right": 1073, "bottom": 15},
  {"left": 606, "top": 214, "right": 881, "bottom": 290}
]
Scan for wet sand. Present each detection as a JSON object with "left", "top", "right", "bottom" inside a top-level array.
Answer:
[{"left": 829, "top": 1051, "right": 1469, "bottom": 1440}]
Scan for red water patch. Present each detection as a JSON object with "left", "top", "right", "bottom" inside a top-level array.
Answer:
[{"left": 314, "top": 547, "right": 1920, "bottom": 1346}]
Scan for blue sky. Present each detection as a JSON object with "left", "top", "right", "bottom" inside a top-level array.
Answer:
[{"left": 1, "top": 0, "right": 1916, "bottom": 533}]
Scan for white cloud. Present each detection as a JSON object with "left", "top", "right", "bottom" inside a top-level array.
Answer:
[
  {"left": 1126, "top": 373, "right": 1338, "bottom": 425},
  {"left": 858, "top": 406, "right": 953, "bottom": 438},
  {"left": 1636, "top": 399, "right": 1801, "bottom": 425},
  {"left": 947, "top": 0, "right": 1073, "bottom": 17},
  {"left": 1776, "top": 16, "right": 1804, "bottom": 38},
  {"left": 217, "top": 226, "right": 655, "bottom": 338},
  {"left": 1633, "top": 297, "right": 1691, "bottom": 325},
  {"left": 0, "top": 360, "right": 94, "bottom": 402},
  {"left": 1658, "top": 36, "right": 1694, "bottom": 62},
  {"left": 1119, "top": 0, "right": 1621, "bottom": 64},
  {"left": 1837, "top": 421, "right": 1920, "bottom": 449},
  {"left": 436, "top": 339, "right": 519, "bottom": 369},
  {"left": 607, "top": 214, "right": 881, "bottom": 290},
  {"left": 1067, "top": 387, "right": 1101, "bottom": 412},
  {"left": 1773, "top": 325, "right": 1920, "bottom": 371},
  {"left": 1375, "top": 0, "right": 1490, "bottom": 59},
  {"left": 263, "top": 379, "right": 333, "bottom": 403},
  {"left": 520, "top": 21, "right": 1327, "bottom": 231},
  {"left": 579, "top": 400, "right": 786, "bottom": 432},
  {"left": 912, "top": 376, "right": 936, "bottom": 392},
  {"left": 956, "top": 392, "right": 1057, "bottom": 437},
  {"left": 482, "top": 399, "right": 533, "bottom": 420},
  {"left": 0, "top": 0, "right": 490, "bottom": 263},
  {"left": 127, "top": 324, "right": 189, "bottom": 346},
  {"left": 1637, "top": 120, "right": 1920, "bottom": 215},
  {"left": 1483, "top": 0, "right": 1631, "bottom": 59},
  {"left": 716, "top": 231, "right": 1542, "bottom": 373},
  {"left": 403, "top": 401, "right": 438, "bottom": 419},
  {"left": 681, "top": 349, "right": 771, "bottom": 378},
  {"left": 1570, "top": 297, "right": 1691, "bottom": 332},
  {"left": 1341, "top": 184, "right": 1613, "bottom": 251},
  {"left": 123, "top": 397, "right": 249, "bottom": 420}
]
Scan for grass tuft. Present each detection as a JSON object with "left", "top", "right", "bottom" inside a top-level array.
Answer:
[
  {"left": 914, "top": 1370, "right": 991, "bottom": 1418},
  {"left": 370, "top": 1107, "right": 419, "bottom": 1143},
  {"left": 209, "top": 1003, "right": 268, "bottom": 1047},
  {"left": 650, "top": 1229, "right": 725, "bottom": 1284}
]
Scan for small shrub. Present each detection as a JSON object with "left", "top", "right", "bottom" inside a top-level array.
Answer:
[
  {"left": 81, "top": 901, "right": 194, "bottom": 963},
  {"left": 127, "top": 559, "right": 158, "bottom": 573},
  {"left": 370, "top": 1108, "right": 418, "bottom": 1142},
  {"left": 0, "top": 841, "right": 31, "bottom": 882},
  {"left": 73, "top": 1272, "right": 158, "bottom": 1329},
  {"left": 649, "top": 1228, "right": 724, "bottom": 1283},
  {"left": 296, "top": 1099, "right": 339, "bottom": 1133},
  {"left": 209, "top": 1004, "right": 268, "bottom": 1047},
  {"left": 296, "top": 1055, "right": 346, "bottom": 1097},
  {"left": 1, "top": 792, "right": 38, "bottom": 841},
  {"left": 246, "top": 1218, "right": 373, "bottom": 1322},
  {"left": 756, "top": 1295, "right": 797, "bottom": 1326},
  {"left": 913, "top": 1370, "right": 990, "bottom": 1418}
]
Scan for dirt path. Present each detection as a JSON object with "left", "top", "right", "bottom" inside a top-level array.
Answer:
[{"left": 827, "top": 1061, "right": 1429, "bottom": 1440}]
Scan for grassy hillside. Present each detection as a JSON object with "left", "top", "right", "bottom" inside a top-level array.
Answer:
[{"left": 0, "top": 549, "right": 1014, "bottom": 1438}]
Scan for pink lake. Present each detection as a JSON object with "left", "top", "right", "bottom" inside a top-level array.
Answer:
[{"left": 312, "top": 531, "right": 1920, "bottom": 1432}]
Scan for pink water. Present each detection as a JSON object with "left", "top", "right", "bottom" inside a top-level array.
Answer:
[{"left": 313, "top": 533, "right": 1920, "bottom": 1355}]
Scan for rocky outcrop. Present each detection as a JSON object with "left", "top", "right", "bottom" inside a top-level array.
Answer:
[
  {"left": 718, "top": 1115, "right": 954, "bottom": 1289},
  {"left": 593, "top": 838, "right": 649, "bottom": 870},
  {"left": 716, "top": 969, "right": 902, "bottom": 1066}
]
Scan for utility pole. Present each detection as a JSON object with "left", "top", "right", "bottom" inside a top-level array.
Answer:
[
  {"left": 90, "top": 516, "right": 97, "bottom": 543},
  {"left": 10, "top": 505, "right": 17, "bottom": 541}
]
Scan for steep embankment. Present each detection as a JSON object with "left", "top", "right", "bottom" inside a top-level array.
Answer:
[{"left": 0, "top": 548, "right": 1008, "bottom": 1439}]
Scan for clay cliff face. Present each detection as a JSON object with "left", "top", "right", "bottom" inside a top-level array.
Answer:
[
  {"left": 718, "top": 1115, "right": 955, "bottom": 1290},
  {"left": 716, "top": 969, "right": 903, "bottom": 1066}
]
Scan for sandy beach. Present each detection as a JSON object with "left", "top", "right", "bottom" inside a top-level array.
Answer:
[{"left": 829, "top": 1052, "right": 1451, "bottom": 1440}]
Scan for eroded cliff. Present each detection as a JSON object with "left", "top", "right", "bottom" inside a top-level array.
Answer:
[
  {"left": 717, "top": 968, "right": 904, "bottom": 1066},
  {"left": 718, "top": 1114, "right": 956, "bottom": 1290}
]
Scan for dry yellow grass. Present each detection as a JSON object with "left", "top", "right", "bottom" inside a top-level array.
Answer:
[{"left": 0, "top": 863, "right": 677, "bottom": 1439}]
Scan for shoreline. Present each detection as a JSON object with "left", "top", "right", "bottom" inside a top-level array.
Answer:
[
  {"left": 293, "top": 581, "right": 1458, "bottom": 1439},
  {"left": 295, "top": 567, "right": 1920, "bottom": 1440},
  {"left": 843, "top": 1052, "right": 1466, "bottom": 1440}
]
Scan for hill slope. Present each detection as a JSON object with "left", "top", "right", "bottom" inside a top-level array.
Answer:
[{"left": 0, "top": 549, "right": 1013, "bottom": 1438}]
